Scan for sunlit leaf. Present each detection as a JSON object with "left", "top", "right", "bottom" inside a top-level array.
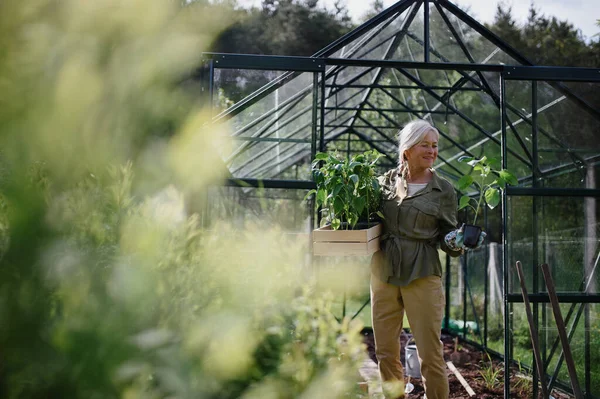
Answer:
[
  {"left": 316, "top": 188, "right": 326, "bottom": 205},
  {"left": 331, "top": 218, "right": 341, "bottom": 230},
  {"left": 485, "top": 188, "right": 500, "bottom": 209},
  {"left": 303, "top": 189, "right": 316, "bottom": 201},
  {"left": 499, "top": 170, "right": 518, "bottom": 186}
]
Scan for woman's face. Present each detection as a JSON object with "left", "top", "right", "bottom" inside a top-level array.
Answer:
[{"left": 404, "top": 130, "right": 438, "bottom": 170}]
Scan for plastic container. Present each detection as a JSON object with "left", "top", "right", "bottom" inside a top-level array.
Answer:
[{"left": 404, "top": 338, "right": 421, "bottom": 379}]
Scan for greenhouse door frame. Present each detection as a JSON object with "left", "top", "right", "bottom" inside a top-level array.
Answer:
[{"left": 501, "top": 65, "right": 600, "bottom": 399}]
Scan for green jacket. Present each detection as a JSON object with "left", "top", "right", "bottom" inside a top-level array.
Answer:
[{"left": 371, "top": 168, "right": 461, "bottom": 286}]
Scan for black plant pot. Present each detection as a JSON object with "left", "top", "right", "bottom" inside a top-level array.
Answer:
[{"left": 462, "top": 224, "right": 482, "bottom": 248}]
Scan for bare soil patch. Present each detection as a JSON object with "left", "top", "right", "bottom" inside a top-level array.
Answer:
[{"left": 361, "top": 329, "right": 572, "bottom": 399}]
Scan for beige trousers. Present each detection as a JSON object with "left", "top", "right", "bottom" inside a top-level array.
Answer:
[{"left": 370, "top": 274, "right": 449, "bottom": 399}]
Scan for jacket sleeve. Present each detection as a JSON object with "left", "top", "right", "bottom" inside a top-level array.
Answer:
[{"left": 439, "top": 188, "right": 462, "bottom": 257}]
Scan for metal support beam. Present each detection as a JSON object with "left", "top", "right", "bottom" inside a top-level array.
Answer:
[
  {"left": 397, "top": 67, "right": 532, "bottom": 167},
  {"left": 224, "top": 178, "right": 315, "bottom": 190}
]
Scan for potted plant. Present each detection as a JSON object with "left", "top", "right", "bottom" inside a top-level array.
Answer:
[
  {"left": 455, "top": 155, "right": 518, "bottom": 247},
  {"left": 305, "top": 150, "right": 384, "bottom": 256}
]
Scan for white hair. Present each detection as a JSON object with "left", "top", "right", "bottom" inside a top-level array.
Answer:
[{"left": 397, "top": 119, "right": 439, "bottom": 177}]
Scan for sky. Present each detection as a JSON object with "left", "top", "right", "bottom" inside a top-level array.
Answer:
[
  {"left": 347, "top": 0, "right": 599, "bottom": 42},
  {"left": 239, "top": 0, "right": 599, "bottom": 42}
]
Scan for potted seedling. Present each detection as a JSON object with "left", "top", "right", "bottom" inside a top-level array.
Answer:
[
  {"left": 305, "top": 150, "right": 384, "bottom": 256},
  {"left": 456, "top": 155, "right": 518, "bottom": 247}
]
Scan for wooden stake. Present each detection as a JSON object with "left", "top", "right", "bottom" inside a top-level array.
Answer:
[
  {"left": 540, "top": 263, "right": 584, "bottom": 399},
  {"left": 446, "top": 361, "right": 475, "bottom": 397},
  {"left": 514, "top": 261, "right": 551, "bottom": 399}
]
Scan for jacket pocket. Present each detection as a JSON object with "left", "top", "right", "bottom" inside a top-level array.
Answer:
[{"left": 411, "top": 200, "right": 439, "bottom": 235}]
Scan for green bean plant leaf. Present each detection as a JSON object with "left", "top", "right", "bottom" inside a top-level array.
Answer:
[
  {"left": 456, "top": 155, "right": 518, "bottom": 225},
  {"left": 306, "top": 150, "right": 383, "bottom": 230}
]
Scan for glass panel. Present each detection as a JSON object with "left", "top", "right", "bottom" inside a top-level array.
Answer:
[
  {"left": 428, "top": 3, "right": 470, "bottom": 63},
  {"left": 206, "top": 186, "right": 312, "bottom": 233},
  {"left": 328, "top": 7, "right": 410, "bottom": 59},
  {"left": 508, "top": 302, "right": 595, "bottom": 394},
  {"left": 507, "top": 195, "right": 600, "bottom": 295},
  {"left": 440, "top": 4, "right": 524, "bottom": 66},
  {"left": 564, "top": 81, "right": 600, "bottom": 109},
  {"left": 464, "top": 246, "right": 487, "bottom": 346},
  {"left": 229, "top": 140, "right": 312, "bottom": 180},
  {"left": 214, "top": 70, "right": 317, "bottom": 180},
  {"left": 535, "top": 81, "right": 600, "bottom": 189},
  {"left": 506, "top": 80, "right": 600, "bottom": 189}
]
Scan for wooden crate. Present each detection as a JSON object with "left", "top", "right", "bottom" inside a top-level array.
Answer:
[{"left": 312, "top": 223, "right": 382, "bottom": 256}]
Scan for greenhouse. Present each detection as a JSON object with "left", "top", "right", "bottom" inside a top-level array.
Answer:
[{"left": 204, "top": 0, "right": 600, "bottom": 397}]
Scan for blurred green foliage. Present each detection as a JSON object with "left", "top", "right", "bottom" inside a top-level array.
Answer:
[{"left": 0, "top": 1, "right": 366, "bottom": 398}]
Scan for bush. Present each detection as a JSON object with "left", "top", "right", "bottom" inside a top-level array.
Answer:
[{"left": 0, "top": 1, "right": 366, "bottom": 397}]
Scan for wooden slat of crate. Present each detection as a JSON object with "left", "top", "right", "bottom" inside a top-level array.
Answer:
[
  {"left": 313, "top": 238, "right": 380, "bottom": 256},
  {"left": 313, "top": 223, "right": 382, "bottom": 256},
  {"left": 313, "top": 223, "right": 382, "bottom": 242}
]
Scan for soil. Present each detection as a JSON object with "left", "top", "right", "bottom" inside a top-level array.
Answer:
[{"left": 361, "top": 329, "right": 573, "bottom": 399}]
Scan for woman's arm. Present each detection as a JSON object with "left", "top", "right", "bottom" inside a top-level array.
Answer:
[{"left": 439, "top": 189, "right": 462, "bottom": 257}]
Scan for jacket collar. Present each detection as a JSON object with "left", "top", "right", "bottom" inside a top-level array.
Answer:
[{"left": 383, "top": 168, "right": 443, "bottom": 201}]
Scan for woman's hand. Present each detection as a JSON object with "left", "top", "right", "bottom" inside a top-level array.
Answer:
[
  {"left": 455, "top": 225, "right": 487, "bottom": 249},
  {"left": 445, "top": 224, "right": 487, "bottom": 252}
]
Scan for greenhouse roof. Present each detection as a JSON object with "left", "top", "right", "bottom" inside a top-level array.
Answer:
[{"left": 209, "top": 0, "right": 600, "bottom": 191}]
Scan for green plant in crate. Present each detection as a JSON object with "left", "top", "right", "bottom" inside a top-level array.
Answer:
[{"left": 305, "top": 150, "right": 383, "bottom": 230}]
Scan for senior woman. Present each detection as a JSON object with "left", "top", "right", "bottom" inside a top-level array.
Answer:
[{"left": 370, "top": 119, "right": 476, "bottom": 399}]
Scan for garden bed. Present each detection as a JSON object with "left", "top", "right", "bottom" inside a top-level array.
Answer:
[{"left": 361, "top": 329, "right": 573, "bottom": 399}]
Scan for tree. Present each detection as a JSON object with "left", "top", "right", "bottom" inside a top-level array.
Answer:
[
  {"left": 212, "top": 0, "right": 353, "bottom": 56},
  {"left": 487, "top": 2, "right": 599, "bottom": 67}
]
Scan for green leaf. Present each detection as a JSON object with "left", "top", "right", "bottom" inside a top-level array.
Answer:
[
  {"left": 348, "top": 161, "right": 361, "bottom": 172},
  {"left": 458, "top": 156, "right": 475, "bottom": 163},
  {"left": 314, "top": 152, "right": 328, "bottom": 160},
  {"left": 349, "top": 174, "right": 359, "bottom": 185},
  {"left": 485, "top": 188, "right": 500, "bottom": 209},
  {"left": 348, "top": 214, "right": 358, "bottom": 229},
  {"left": 312, "top": 170, "right": 324, "bottom": 185},
  {"left": 487, "top": 157, "right": 501, "bottom": 170},
  {"left": 371, "top": 178, "right": 380, "bottom": 192},
  {"left": 353, "top": 196, "right": 366, "bottom": 217},
  {"left": 495, "top": 177, "right": 506, "bottom": 189},
  {"left": 331, "top": 218, "right": 341, "bottom": 230},
  {"left": 316, "top": 188, "right": 326, "bottom": 205},
  {"left": 376, "top": 211, "right": 385, "bottom": 219},
  {"left": 333, "top": 197, "right": 344, "bottom": 215},
  {"left": 328, "top": 154, "right": 343, "bottom": 164},
  {"left": 303, "top": 189, "right": 316, "bottom": 202},
  {"left": 330, "top": 183, "right": 343, "bottom": 200},
  {"left": 499, "top": 170, "right": 518, "bottom": 186},
  {"left": 458, "top": 195, "right": 471, "bottom": 210},
  {"left": 457, "top": 175, "right": 474, "bottom": 191}
]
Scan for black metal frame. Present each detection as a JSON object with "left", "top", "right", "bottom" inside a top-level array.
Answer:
[
  {"left": 203, "top": 1, "right": 600, "bottom": 397},
  {"left": 501, "top": 68, "right": 600, "bottom": 399}
]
